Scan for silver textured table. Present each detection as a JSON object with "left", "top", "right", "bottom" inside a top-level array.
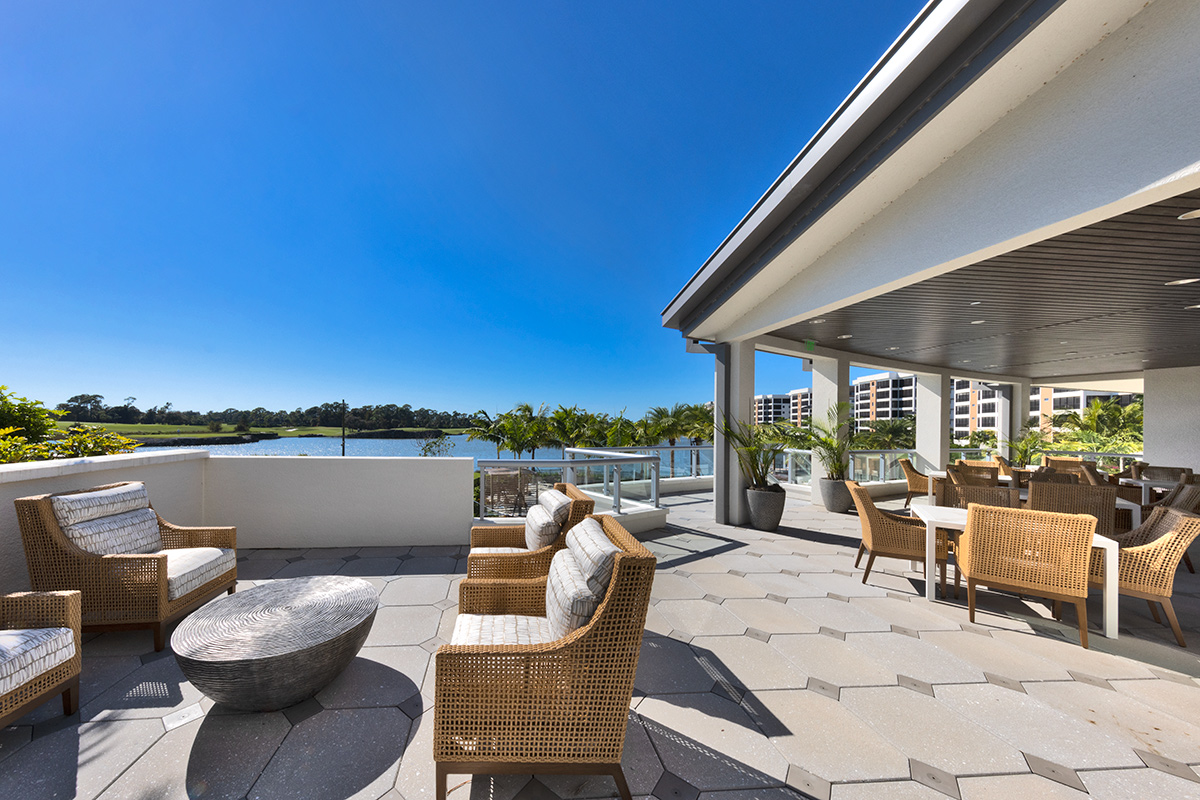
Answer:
[{"left": 172, "top": 575, "right": 378, "bottom": 711}]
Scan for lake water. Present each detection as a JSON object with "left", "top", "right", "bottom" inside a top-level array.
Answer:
[{"left": 139, "top": 435, "right": 713, "bottom": 475}]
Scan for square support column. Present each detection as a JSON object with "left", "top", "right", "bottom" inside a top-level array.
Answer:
[
  {"left": 915, "top": 373, "right": 952, "bottom": 473},
  {"left": 809, "top": 355, "right": 850, "bottom": 496},
  {"left": 1000, "top": 379, "right": 1031, "bottom": 460},
  {"left": 713, "top": 340, "right": 755, "bottom": 525}
]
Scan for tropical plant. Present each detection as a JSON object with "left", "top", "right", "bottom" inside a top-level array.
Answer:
[
  {"left": 418, "top": 434, "right": 455, "bottom": 457},
  {"left": 682, "top": 404, "right": 714, "bottom": 445},
  {"left": 606, "top": 412, "right": 639, "bottom": 448},
  {"left": 806, "top": 402, "right": 853, "bottom": 481},
  {"left": 1002, "top": 426, "right": 1048, "bottom": 468},
  {"left": 0, "top": 385, "right": 61, "bottom": 443},
  {"left": 1051, "top": 397, "right": 1143, "bottom": 454},
  {"left": 467, "top": 411, "right": 505, "bottom": 458},
  {"left": 719, "top": 417, "right": 786, "bottom": 489},
  {"left": 854, "top": 416, "right": 915, "bottom": 450},
  {"left": 646, "top": 404, "right": 690, "bottom": 476},
  {"left": 1, "top": 424, "right": 140, "bottom": 463}
]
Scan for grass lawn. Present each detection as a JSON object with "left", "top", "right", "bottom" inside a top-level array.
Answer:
[{"left": 54, "top": 422, "right": 469, "bottom": 439}]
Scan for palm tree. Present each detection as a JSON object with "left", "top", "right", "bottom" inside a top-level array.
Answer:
[
  {"left": 683, "top": 404, "right": 714, "bottom": 446},
  {"left": 607, "top": 412, "right": 638, "bottom": 448},
  {"left": 1052, "top": 397, "right": 1143, "bottom": 454},
  {"left": 466, "top": 411, "right": 504, "bottom": 458},
  {"left": 548, "top": 405, "right": 588, "bottom": 456},
  {"left": 646, "top": 404, "right": 689, "bottom": 476},
  {"left": 854, "top": 416, "right": 915, "bottom": 450},
  {"left": 1002, "top": 426, "right": 1048, "bottom": 468}
]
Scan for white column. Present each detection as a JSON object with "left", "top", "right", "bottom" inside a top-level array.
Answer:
[
  {"left": 1144, "top": 367, "right": 1200, "bottom": 470},
  {"left": 915, "top": 373, "right": 952, "bottom": 473},
  {"left": 809, "top": 354, "right": 850, "bottom": 496},
  {"left": 713, "top": 341, "right": 755, "bottom": 525},
  {"left": 1001, "top": 379, "right": 1031, "bottom": 460}
]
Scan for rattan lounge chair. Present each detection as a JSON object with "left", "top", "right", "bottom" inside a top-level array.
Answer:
[
  {"left": 958, "top": 504, "right": 1096, "bottom": 647},
  {"left": 0, "top": 591, "right": 82, "bottom": 728},
  {"left": 1139, "top": 465, "right": 1195, "bottom": 482},
  {"left": 1044, "top": 455, "right": 1084, "bottom": 472},
  {"left": 14, "top": 482, "right": 237, "bottom": 651},
  {"left": 848, "top": 481, "right": 949, "bottom": 594},
  {"left": 467, "top": 483, "right": 595, "bottom": 580},
  {"left": 1088, "top": 508, "right": 1200, "bottom": 646},
  {"left": 434, "top": 514, "right": 655, "bottom": 800},
  {"left": 948, "top": 464, "right": 1000, "bottom": 487},
  {"left": 1028, "top": 481, "right": 1117, "bottom": 538},
  {"left": 937, "top": 484, "right": 1021, "bottom": 510},
  {"left": 898, "top": 458, "right": 940, "bottom": 508}
]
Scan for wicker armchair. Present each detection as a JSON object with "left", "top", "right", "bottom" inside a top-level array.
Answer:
[
  {"left": 0, "top": 591, "right": 82, "bottom": 728},
  {"left": 1028, "top": 469, "right": 1079, "bottom": 485},
  {"left": 1028, "top": 481, "right": 1117, "bottom": 539},
  {"left": 1088, "top": 508, "right": 1200, "bottom": 647},
  {"left": 958, "top": 458, "right": 996, "bottom": 469},
  {"left": 993, "top": 455, "right": 1015, "bottom": 479},
  {"left": 467, "top": 483, "right": 595, "bottom": 580},
  {"left": 936, "top": 483, "right": 1021, "bottom": 510},
  {"left": 958, "top": 504, "right": 1096, "bottom": 647},
  {"left": 434, "top": 515, "right": 655, "bottom": 800},
  {"left": 898, "top": 458, "right": 940, "bottom": 508},
  {"left": 1044, "top": 456, "right": 1084, "bottom": 472},
  {"left": 15, "top": 482, "right": 237, "bottom": 651},
  {"left": 948, "top": 464, "right": 1000, "bottom": 487},
  {"left": 848, "top": 482, "right": 949, "bottom": 594},
  {"left": 1140, "top": 466, "right": 1195, "bottom": 483}
]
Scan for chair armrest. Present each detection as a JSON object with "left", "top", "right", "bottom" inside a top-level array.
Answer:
[
  {"left": 158, "top": 517, "right": 236, "bottom": 550},
  {"left": 0, "top": 590, "right": 81, "bottom": 631},
  {"left": 467, "top": 547, "right": 554, "bottom": 580},
  {"left": 469, "top": 525, "right": 526, "bottom": 548},
  {"left": 458, "top": 577, "right": 547, "bottom": 616}
]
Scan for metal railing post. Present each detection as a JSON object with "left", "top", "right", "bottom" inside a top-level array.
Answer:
[
  {"left": 788, "top": 452, "right": 796, "bottom": 484},
  {"left": 651, "top": 461, "right": 659, "bottom": 508},
  {"left": 565, "top": 452, "right": 576, "bottom": 485},
  {"left": 879, "top": 454, "right": 886, "bottom": 482},
  {"left": 612, "top": 467, "right": 622, "bottom": 515},
  {"left": 478, "top": 468, "right": 486, "bottom": 519}
]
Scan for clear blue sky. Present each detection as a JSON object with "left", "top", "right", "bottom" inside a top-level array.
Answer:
[{"left": 2, "top": 1, "right": 924, "bottom": 416}]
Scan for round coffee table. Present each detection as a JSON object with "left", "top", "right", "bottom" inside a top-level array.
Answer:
[{"left": 172, "top": 575, "right": 378, "bottom": 711}]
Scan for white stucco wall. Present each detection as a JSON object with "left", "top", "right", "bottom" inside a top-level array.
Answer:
[
  {"left": 0, "top": 450, "right": 208, "bottom": 593},
  {"left": 0, "top": 450, "right": 475, "bottom": 592},
  {"left": 1143, "top": 367, "right": 1200, "bottom": 472},
  {"left": 204, "top": 456, "right": 474, "bottom": 549}
]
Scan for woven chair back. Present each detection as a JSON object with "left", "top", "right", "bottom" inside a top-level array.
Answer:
[
  {"left": 1027, "top": 481, "right": 1117, "bottom": 538},
  {"left": 846, "top": 481, "right": 881, "bottom": 550},
  {"left": 936, "top": 483, "right": 1020, "bottom": 510},
  {"left": 1141, "top": 466, "right": 1195, "bottom": 482},
  {"left": 958, "top": 458, "right": 995, "bottom": 469},
  {"left": 959, "top": 504, "right": 1095, "bottom": 598},
  {"left": 898, "top": 458, "right": 927, "bottom": 492},
  {"left": 1077, "top": 461, "right": 1106, "bottom": 486},
  {"left": 948, "top": 464, "right": 999, "bottom": 487},
  {"left": 1028, "top": 469, "right": 1079, "bottom": 485},
  {"left": 993, "top": 455, "right": 1014, "bottom": 478},
  {"left": 1044, "top": 456, "right": 1083, "bottom": 471}
]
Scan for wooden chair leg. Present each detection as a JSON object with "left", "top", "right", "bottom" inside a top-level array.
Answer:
[
  {"left": 61, "top": 675, "right": 80, "bottom": 716},
  {"left": 939, "top": 560, "right": 947, "bottom": 599},
  {"left": 861, "top": 553, "right": 876, "bottom": 584},
  {"left": 1052, "top": 599, "right": 1062, "bottom": 620},
  {"left": 153, "top": 622, "right": 167, "bottom": 652},
  {"left": 1148, "top": 599, "right": 1162, "bottom": 625},
  {"left": 967, "top": 580, "right": 976, "bottom": 623},
  {"left": 904, "top": 492, "right": 915, "bottom": 509},
  {"left": 1074, "top": 599, "right": 1089, "bottom": 649},
  {"left": 610, "top": 765, "right": 633, "bottom": 800},
  {"left": 1185, "top": 551, "right": 1195, "bottom": 574},
  {"left": 954, "top": 561, "right": 961, "bottom": 600},
  {"left": 855, "top": 544, "right": 866, "bottom": 568},
  {"left": 1161, "top": 599, "right": 1187, "bottom": 648},
  {"left": 435, "top": 764, "right": 448, "bottom": 800},
  {"left": 228, "top": 585, "right": 236, "bottom": 594}
]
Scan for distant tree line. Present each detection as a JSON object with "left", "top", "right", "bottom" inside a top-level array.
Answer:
[{"left": 54, "top": 394, "right": 481, "bottom": 431}]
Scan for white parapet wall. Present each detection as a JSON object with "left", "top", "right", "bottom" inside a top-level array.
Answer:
[{"left": 0, "top": 449, "right": 474, "bottom": 592}]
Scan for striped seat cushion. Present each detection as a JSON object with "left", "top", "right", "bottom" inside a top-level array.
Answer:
[
  {"left": 62, "top": 508, "right": 162, "bottom": 555},
  {"left": 545, "top": 549, "right": 601, "bottom": 639},
  {"left": 0, "top": 627, "right": 75, "bottom": 696},
  {"left": 524, "top": 504, "right": 560, "bottom": 551},
  {"left": 567, "top": 517, "right": 621, "bottom": 596},
  {"left": 451, "top": 614, "right": 555, "bottom": 646},
  {"left": 469, "top": 547, "right": 525, "bottom": 556},
  {"left": 538, "top": 489, "right": 573, "bottom": 527},
  {"left": 166, "top": 547, "right": 236, "bottom": 600},
  {"left": 51, "top": 483, "right": 150, "bottom": 526}
]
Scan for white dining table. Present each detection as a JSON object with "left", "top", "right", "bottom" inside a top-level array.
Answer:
[
  {"left": 1115, "top": 497, "right": 1143, "bottom": 528},
  {"left": 911, "top": 504, "right": 1118, "bottom": 638},
  {"left": 1119, "top": 477, "right": 1179, "bottom": 505}
]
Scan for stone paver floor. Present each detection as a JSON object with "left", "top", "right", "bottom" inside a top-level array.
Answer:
[{"left": 5, "top": 491, "right": 1200, "bottom": 799}]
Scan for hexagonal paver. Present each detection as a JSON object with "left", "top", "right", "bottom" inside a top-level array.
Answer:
[
  {"left": 741, "top": 572, "right": 828, "bottom": 599},
  {"left": 690, "top": 636, "right": 806, "bottom": 691},
  {"left": 634, "top": 636, "right": 717, "bottom": 695},
  {"left": 769, "top": 634, "right": 896, "bottom": 689},
  {"left": 689, "top": 573, "right": 768, "bottom": 600},
  {"left": 656, "top": 599, "right": 748, "bottom": 637},
  {"left": 784, "top": 599, "right": 891, "bottom": 633},
  {"left": 366, "top": 606, "right": 443, "bottom": 646},
  {"left": 1080, "top": 768, "right": 1200, "bottom": 799},
  {"left": 651, "top": 573, "right": 707, "bottom": 600},
  {"left": 316, "top": 646, "right": 429, "bottom": 709},
  {"left": 956, "top": 773, "right": 1089, "bottom": 799},
  {"left": 722, "top": 599, "right": 820, "bottom": 635},
  {"left": 843, "top": 632, "right": 985, "bottom": 686},
  {"left": 917, "top": 631, "right": 1072, "bottom": 683},
  {"left": 380, "top": 576, "right": 452, "bottom": 606}
]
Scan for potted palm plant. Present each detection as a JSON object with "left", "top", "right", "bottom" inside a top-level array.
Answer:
[
  {"left": 720, "top": 417, "right": 788, "bottom": 531},
  {"left": 808, "top": 402, "right": 853, "bottom": 513}
]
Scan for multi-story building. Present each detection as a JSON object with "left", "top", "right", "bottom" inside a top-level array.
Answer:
[
  {"left": 753, "top": 393, "right": 792, "bottom": 424},
  {"left": 788, "top": 388, "right": 811, "bottom": 425},
  {"left": 851, "top": 371, "right": 916, "bottom": 432},
  {"left": 953, "top": 381, "right": 1135, "bottom": 440}
]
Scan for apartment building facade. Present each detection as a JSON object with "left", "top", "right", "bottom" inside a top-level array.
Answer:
[{"left": 851, "top": 371, "right": 916, "bottom": 432}]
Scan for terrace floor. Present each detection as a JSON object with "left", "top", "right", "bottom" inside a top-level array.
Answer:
[{"left": 5, "top": 491, "right": 1200, "bottom": 799}]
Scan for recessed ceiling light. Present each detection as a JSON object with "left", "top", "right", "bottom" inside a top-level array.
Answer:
[
  {"left": 885, "top": 346, "right": 899, "bottom": 351},
  {"left": 1188, "top": 305, "right": 1200, "bottom": 310},
  {"left": 1059, "top": 341, "right": 1069, "bottom": 345},
  {"left": 1179, "top": 209, "right": 1200, "bottom": 220},
  {"left": 1165, "top": 278, "right": 1200, "bottom": 286},
  {"left": 961, "top": 360, "right": 971, "bottom": 363},
  {"left": 969, "top": 301, "right": 982, "bottom": 306},
  {"left": 810, "top": 319, "right": 826, "bottom": 324},
  {"left": 1142, "top": 359, "right": 1151, "bottom": 362},
  {"left": 837, "top": 334, "right": 853, "bottom": 339},
  {"left": 987, "top": 364, "right": 998, "bottom": 368},
  {"left": 970, "top": 320, "right": 986, "bottom": 325},
  {"left": 1065, "top": 351, "right": 1078, "bottom": 355}
]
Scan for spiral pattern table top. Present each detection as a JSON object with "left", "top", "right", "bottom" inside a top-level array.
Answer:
[{"left": 172, "top": 576, "right": 378, "bottom": 662}]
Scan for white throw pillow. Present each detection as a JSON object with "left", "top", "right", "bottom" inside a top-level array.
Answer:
[
  {"left": 567, "top": 517, "right": 621, "bottom": 596},
  {"left": 538, "top": 489, "right": 573, "bottom": 527},
  {"left": 51, "top": 482, "right": 150, "bottom": 527},
  {"left": 524, "top": 504, "right": 560, "bottom": 551},
  {"left": 545, "top": 549, "right": 600, "bottom": 639}
]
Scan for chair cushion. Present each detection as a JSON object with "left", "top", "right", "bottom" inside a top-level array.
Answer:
[
  {"left": 62, "top": 508, "right": 162, "bottom": 556},
  {"left": 524, "top": 504, "right": 559, "bottom": 551},
  {"left": 469, "top": 547, "right": 525, "bottom": 556},
  {"left": 538, "top": 489, "right": 573, "bottom": 527},
  {"left": 567, "top": 517, "right": 621, "bottom": 596},
  {"left": 165, "top": 547, "right": 236, "bottom": 600},
  {"left": 51, "top": 482, "right": 150, "bottom": 527},
  {"left": 545, "top": 549, "right": 601, "bottom": 639},
  {"left": 450, "top": 614, "right": 555, "bottom": 646},
  {"left": 0, "top": 627, "right": 75, "bottom": 696}
]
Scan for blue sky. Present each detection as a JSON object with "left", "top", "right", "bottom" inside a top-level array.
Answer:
[{"left": 2, "top": 1, "right": 924, "bottom": 417}]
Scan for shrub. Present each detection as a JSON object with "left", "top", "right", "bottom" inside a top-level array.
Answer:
[
  {"left": 0, "top": 385, "right": 61, "bottom": 443},
  {"left": 208, "top": 420, "right": 224, "bottom": 433}
]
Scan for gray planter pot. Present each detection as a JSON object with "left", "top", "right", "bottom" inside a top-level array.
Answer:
[
  {"left": 818, "top": 478, "right": 853, "bottom": 513},
  {"left": 745, "top": 485, "right": 787, "bottom": 531}
]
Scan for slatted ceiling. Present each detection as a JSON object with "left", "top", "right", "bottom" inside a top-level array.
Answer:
[{"left": 771, "top": 189, "right": 1200, "bottom": 379}]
